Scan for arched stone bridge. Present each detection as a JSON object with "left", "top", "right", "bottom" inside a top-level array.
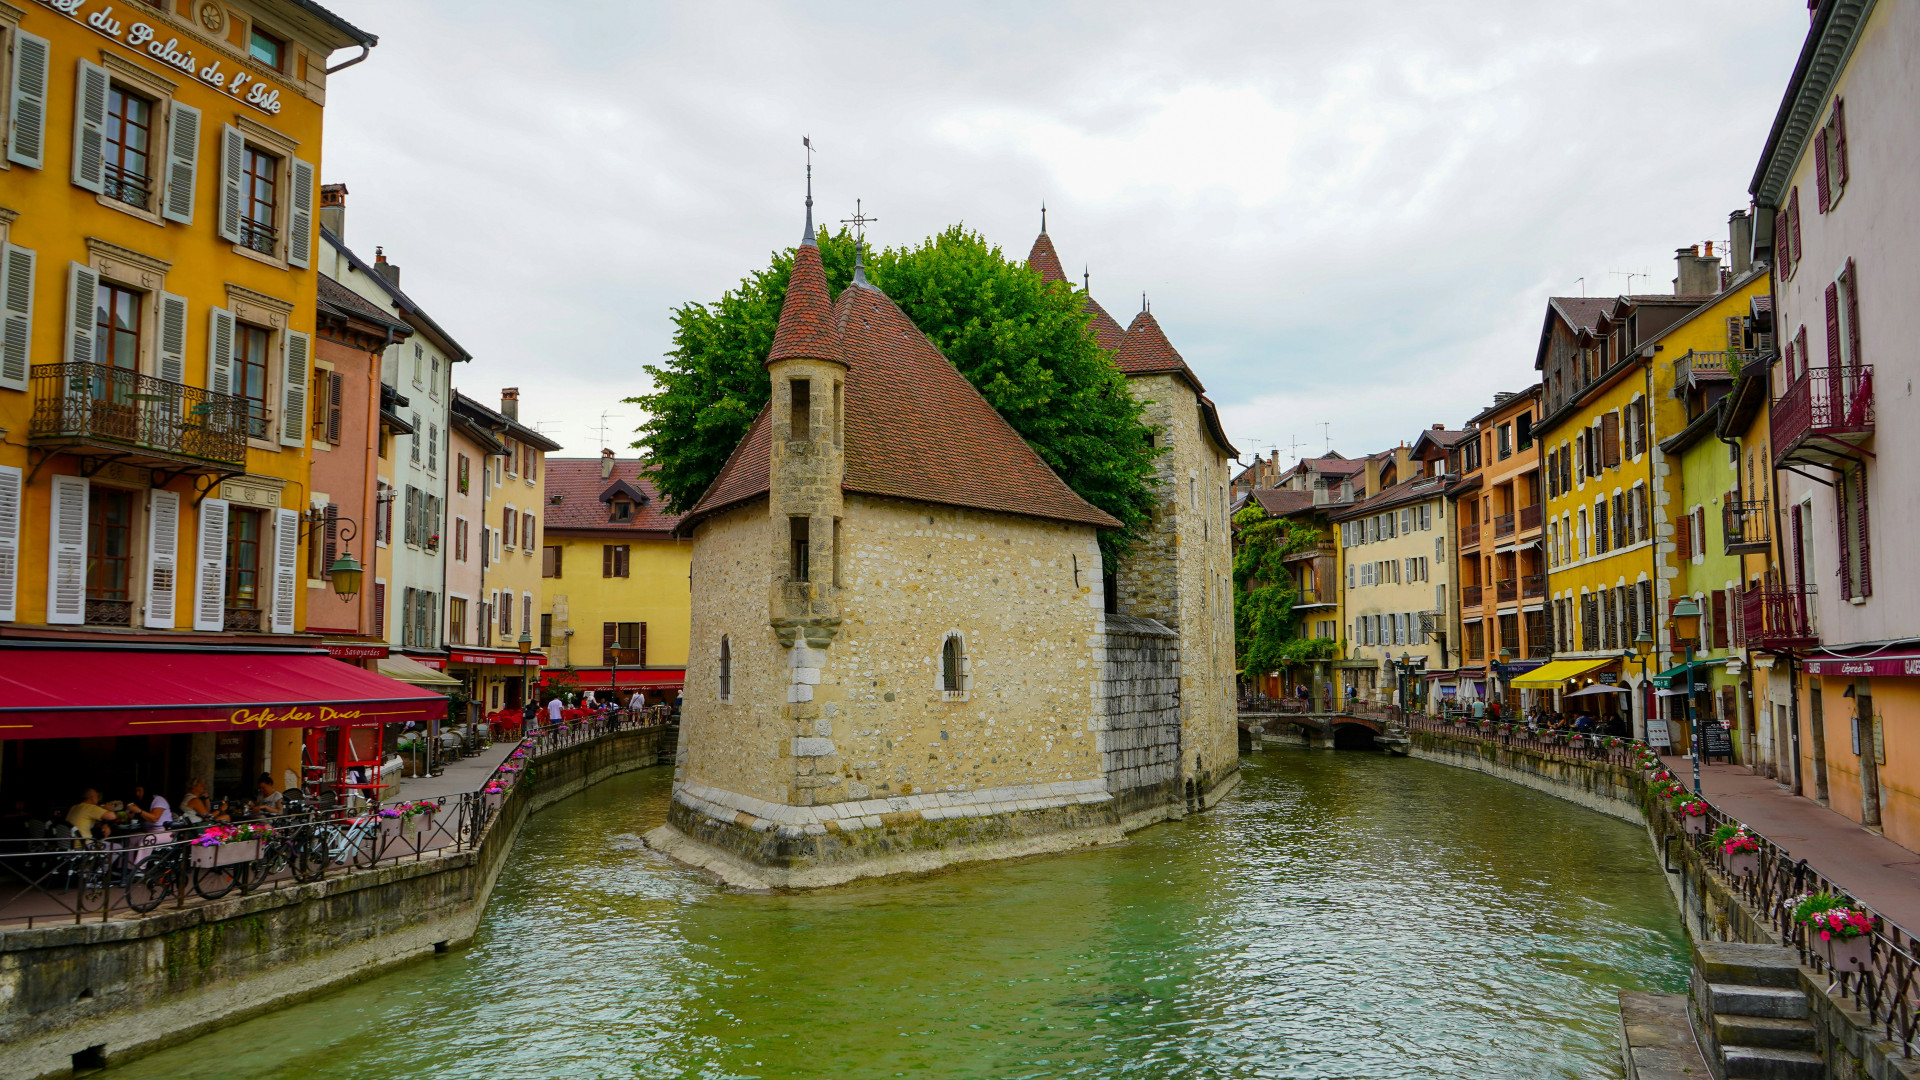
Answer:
[{"left": 1238, "top": 709, "right": 1409, "bottom": 753}]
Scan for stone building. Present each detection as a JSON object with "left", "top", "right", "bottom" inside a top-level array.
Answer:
[{"left": 649, "top": 202, "right": 1230, "bottom": 888}]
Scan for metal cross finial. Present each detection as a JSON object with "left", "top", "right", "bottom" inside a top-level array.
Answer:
[
  {"left": 801, "top": 136, "right": 816, "bottom": 243},
  {"left": 840, "top": 198, "right": 878, "bottom": 242},
  {"left": 1041, "top": 201, "right": 1047, "bottom": 234}
]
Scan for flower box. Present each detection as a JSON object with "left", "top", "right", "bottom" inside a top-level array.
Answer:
[
  {"left": 379, "top": 815, "right": 402, "bottom": 840},
  {"left": 1728, "top": 852, "right": 1759, "bottom": 877},
  {"left": 484, "top": 791, "right": 503, "bottom": 812},
  {"left": 1683, "top": 814, "right": 1709, "bottom": 835},
  {"left": 1827, "top": 934, "right": 1871, "bottom": 973},
  {"left": 190, "top": 838, "right": 260, "bottom": 867}
]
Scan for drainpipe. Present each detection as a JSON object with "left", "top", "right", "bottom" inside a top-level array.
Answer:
[{"left": 325, "top": 44, "right": 373, "bottom": 75}]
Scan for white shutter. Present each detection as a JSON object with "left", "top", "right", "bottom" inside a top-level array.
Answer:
[
  {"left": 193, "top": 498, "right": 228, "bottom": 631},
  {"left": 71, "top": 60, "right": 108, "bottom": 193},
  {"left": 157, "top": 292, "right": 188, "bottom": 384},
  {"left": 270, "top": 507, "right": 298, "bottom": 634},
  {"left": 161, "top": 100, "right": 201, "bottom": 224},
  {"left": 207, "top": 307, "right": 235, "bottom": 396},
  {"left": 5, "top": 30, "right": 50, "bottom": 169},
  {"left": 144, "top": 489, "right": 180, "bottom": 628},
  {"left": 0, "top": 465, "right": 19, "bottom": 621},
  {"left": 286, "top": 158, "right": 314, "bottom": 268},
  {"left": 279, "top": 330, "right": 309, "bottom": 446},
  {"left": 65, "top": 262, "right": 100, "bottom": 366},
  {"left": 47, "top": 474, "right": 87, "bottom": 624},
  {"left": 0, "top": 244, "right": 35, "bottom": 390},
  {"left": 217, "top": 124, "right": 245, "bottom": 243}
]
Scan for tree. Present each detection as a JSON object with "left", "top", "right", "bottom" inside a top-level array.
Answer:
[
  {"left": 630, "top": 227, "right": 1160, "bottom": 562},
  {"left": 1232, "top": 505, "right": 1336, "bottom": 682}
]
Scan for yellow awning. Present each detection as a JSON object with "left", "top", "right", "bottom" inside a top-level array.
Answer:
[
  {"left": 1510, "top": 658, "right": 1613, "bottom": 689},
  {"left": 377, "top": 655, "right": 462, "bottom": 688}
]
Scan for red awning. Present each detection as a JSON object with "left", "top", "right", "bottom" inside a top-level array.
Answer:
[
  {"left": 446, "top": 648, "right": 547, "bottom": 667},
  {"left": 573, "top": 668, "right": 685, "bottom": 690},
  {"left": 0, "top": 647, "right": 448, "bottom": 740}
]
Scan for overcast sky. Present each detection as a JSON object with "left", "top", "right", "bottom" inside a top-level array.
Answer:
[{"left": 315, "top": 1, "right": 1807, "bottom": 469}]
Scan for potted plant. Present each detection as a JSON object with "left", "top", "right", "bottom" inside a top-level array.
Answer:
[
  {"left": 1714, "top": 824, "right": 1761, "bottom": 876},
  {"left": 376, "top": 805, "right": 405, "bottom": 839},
  {"left": 1791, "top": 892, "right": 1875, "bottom": 974},
  {"left": 1674, "top": 797, "right": 1710, "bottom": 834},
  {"left": 483, "top": 782, "right": 505, "bottom": 812},
  {"left": 190, "top": 822, "right": 273, "bottom": 867},
  {"left": 399, "top": 799, "right": 437, "bottom": 839}
]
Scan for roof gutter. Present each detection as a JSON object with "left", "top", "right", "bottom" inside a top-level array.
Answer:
[{"left": 325, "top": 44, "right": 372, "bottom": 75}]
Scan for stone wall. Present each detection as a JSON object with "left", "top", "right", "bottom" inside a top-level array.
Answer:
[
  {"left": 0, "top": 728, "right": 673, "bottom": 1080},
  {"left": 1100, "top": 614, "right": 1183, "bottom": 817}
]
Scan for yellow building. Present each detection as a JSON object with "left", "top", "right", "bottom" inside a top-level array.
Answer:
[
  {"left": 0, "top": 3, "right": 422, "bottom": 806},
  {"left": 1530, "top": 245, "right": 1770, "bottom": 740},
  {"left": 539, "top": 452, "right": 690, "bottom": 704}
]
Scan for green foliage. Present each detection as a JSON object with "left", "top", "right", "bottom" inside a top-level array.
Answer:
[
  {"left": 630, "top": 227, "right": 1160, "bottom": 562},
  {"left": 1232, "top": 506, "right": 1336, "bottom": 677}
]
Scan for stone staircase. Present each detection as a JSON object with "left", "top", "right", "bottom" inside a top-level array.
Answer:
[{"left": 1692, "top": 942, "right": 1823, "bottom": 1080}]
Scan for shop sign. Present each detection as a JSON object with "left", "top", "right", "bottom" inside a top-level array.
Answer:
[
  {"left": 39, "top": 0, "right": 288, "bottom": 114},
  {"left": 1646, "top": 719, "right": 1672, "bottom": 750},
  {"left": 326, "top": 644, "right": 388, "bottom": 660},
  {"left": 228, "top": 705, "right": 366, "bottom": 729},
  {"left": 1805, "top": 656, "right": 1920, "bottom": 678},
  {"left": 1597, "top": 672, "right": 1619, "bottom": 684},
  {"left": 447, "top": 649, "right": 546, "bottom": 667}
]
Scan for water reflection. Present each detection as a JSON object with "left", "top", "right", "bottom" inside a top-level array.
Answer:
[{"left": 104, "top": 751, "right": 1686, "bottom": 1080}]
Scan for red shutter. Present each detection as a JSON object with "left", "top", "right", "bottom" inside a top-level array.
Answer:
[
  {"left": 1712, "top": 590, "right": 1729, "bottom": 649},
  {"left": 1833, "top": 98, "right": 1849, "bottom": 186},
  {"left": 1843, "top": 258, "right": 1861, "bottom": 369},
  {"left": 1675, "top": 511, "right": 1692, "bottom": 560},
  {"left": 1855, "top": 466, "right": 1872, "bottom": 598},
  {"left": 603, "top": 622, "right": 616, "bottom": 666},
  {"left": 1836, "top": 470, "right": 1854, "bottom": 600},
  {"left": 1815, "top": 127, "right": 1831, "bottom": 213},
  {"left": 1775, "top": 208, "right": 1793, "bottom": 275},
  {"left": 602, "top": 544, "right": 613, "bottom": 578},
  {"left": 1788, "top": 187, "right": 1802, "bottom": 271},
  {"left": 1825, "top": 283, "right": 1842, "bottom": 371},
  {"left": 1601, "top": 413, "right": 1621, "bottom": 467}
]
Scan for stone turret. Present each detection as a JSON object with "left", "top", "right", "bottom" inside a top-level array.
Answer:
[{"left": 764, "top": 203, "right": 846, "bottom": 650}]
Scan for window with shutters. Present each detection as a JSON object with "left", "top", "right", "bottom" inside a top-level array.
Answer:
[
  {"left": 224, "top": 506, "right": 263, "bottom": 630},
  {"left": 605, "top": 621, "right": 644, "bottom": 666},
  {"left": 502, "top": 506, "right": 516, "bottom": 550},
  {"left": 235, "top": 322, "right": 272, "bottom": 440},
  {"left": 101, "top": 84, "right": 154, "bottom": 209},
  {"left": 448, "top": 597, "right": 467, "bottom": 645},
  {"left": 237, "top": 146, "right": 279, "bottom": 256},
  {"left": 454, "top": 517, "right": 468, "bottom": 562},
  {"left": 602, "top": 544, "right": 629, "bottom": 578},
  {"left": 522, "top": 512, "right": 535, "bottom": 553},
  {"left": 426, "top": 425, "right": 438, "bottom": 472},
  {"left": 542, "top": 545, "right": 561, "bottom": 578},
  {"left": 458, "top": 454, "right": 470, "bottom": 494},
  {"left": 83, "top": 487, "right": 134, "bottom": 626},
  {"left": 94, "top": 282, "right": 141, "bottom": 371},
  {"left": 1837, "top": 464, "right": 1872, "bottom": 600}
]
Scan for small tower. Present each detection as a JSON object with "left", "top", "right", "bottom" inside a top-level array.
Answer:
[{"left": 764, "top": 196, "right": 846, "bottom": 650}]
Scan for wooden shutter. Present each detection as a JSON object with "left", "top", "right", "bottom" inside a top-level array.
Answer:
[
  {"left": 1726, "top": 316, "right": 1743, "bottom": 355},
  {"left": 323, "top": 503, "right": 339, "bottom": 577},
  {"left": 144, "top": 488, "right": 179, "bottom": 628},
  {"left": 47, "top": 474, "right": 87, "bottom": 624},
  {"left": 157, "top": 292, "right": 188, "bottom": 384},
  {"left": 603, "top": 544, "right": 613, "bottom": 578},
  {"left": 65, "top": 262, "right": 99, "bottom": 366},
  {"left": 0, "top": 465, "right": 19, "bottom": 621},
  {"left": 326, "top": 372, "right": 343, "bottom": 443},
  {"left": 1675, "top": 510, "right": 1692, "bottom": 560},
  {"left": 70, "top": 60, "right": 108, "bottom": 193},
  {"left": 279, "top": 330, "right": 310, "bottom": 447},
  {"left": 1601, "top": 413, "right": 1620, "bottom": 467},
  {"left": 193, "top": 498, "right": 228, "bottom": 631},
  {"left": 1774, "top": 208, "right": 1792, "bottom": 276},
  {"left": 1833, "top": 98, "right": 1849, "bottom": 186},
  {"left": 1836, "top": 470, "right": 1854, "bottom": 601},
  {"left": 1711, "top": 590, "right": 1729, "bottom": 649},
  {"left": 161, "top": 100, "right": 200, "bottom": 223},
  {"left": 1824, "top": 282, "right": 1842, "bottom": 372},
  {"left": 287, "top": 158, "right": 315, "bottom": 267},
  {"left": 0, "top": 244, "right": 34, "bottom": 390},
  {"left": 217, "top": 124, "right": 245, "bottom": 243},
  {"left": 603, "top": 621, "right": 616, "bottom": 664},
  {"left": 1788, "top": 187, "right": 1802, "bottom": 271},
  {"left": 269, "top": 508, "right": 298, "bottom": 634},
  {"left": 1854, "top": 466, "right": 1872, "bottom": 598},
  {"left": 5, "top": 30, "right": 50, "bottom": 169},
  {"left": 1843, "top": 259, "right": 1861, "bottom": 370},
  {"left": 207, "top": 307, "right": 235, "bottom": 396},
  {"left": 1814, "top": 127, "right": 1831, "bottom": 213}
]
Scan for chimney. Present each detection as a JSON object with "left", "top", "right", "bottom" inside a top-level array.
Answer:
[
  {"left": 1432, "top": 423, "right": 1444, "bottom": 431},
  {"left": 1673, "top": 245, "right": 1720, "bottom": 296},
  {"left": 1312, "top": 479, "right": 1329, "bottom": 506},
  {"left": 1394, "top": 445, "right": 1413, "bottom": 482},
  {"left": 600, "top": 447, "right": 616, "bottom": 479},
  {"left": 1728, "top": 210, "right": 1753, "bottom": 276},
  {"left": 1363, "top": 456, "right": 1382, "bottom": 498},
  {"left": 500, "top": 387, "right": 520, "bottom": 421},
  {"left": 374, "top": 246, "right": 400, "bottom": 289},
  {"left": 319, "top": 183, "right": 347, "bottom": 242}
]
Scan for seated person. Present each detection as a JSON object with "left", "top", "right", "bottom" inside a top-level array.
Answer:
[
  {"left": 179, "top": 778, "right": 214, "bottom": 821},
  {"left": 66, "top": 789, "right": 119, "bottom": 838},
  {"left": 127, "top": 785, "right": 172, "bottom": 829},
  {"left": 251, "top": 773, "right": 285, "bottom": 816}
]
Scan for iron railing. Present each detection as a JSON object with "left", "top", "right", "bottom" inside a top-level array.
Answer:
[
  {"left": 1461, "top": 584, "right": 1482, "bottom": 609},
  {"left": 84, "top": 598, "right": 133, "bottom": 627},
  {"left": 30, "top": 362, "right": 250, "bottom": 467},
  {"left": 102, "top": 167, "right": 150, "bottom": 209},
  {"left": 1494, "top": 513, "right": 1515, "bottom": 539},
  {"left": 1773, "top": 365, "right": 1874, "bottom": 463},
  {"left": 1742, "top": 582, "right": 1818, "bottom": 651},
  {"left": 1519, "top": 504, "right": 1543, "bottom": 532},
  {"left": 1460, "top": 522, "right": 1481, "bottom": 549},
  {"left": 1495, "top": 578, "right": 1517, "bottom": 603},
  {"left": 1723, "top": 499, "right": 1772, "bottom": 555},
  {"left": 240, "top": 217, "right": 278, "bottom": 257},
  {"left": 1521, "top": 573, "right": 1546, "bottom": 599}
]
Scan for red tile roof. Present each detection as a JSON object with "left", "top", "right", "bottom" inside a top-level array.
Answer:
[
  {"left": 767, "top": 240, "right": 840, "bottom": 366},
  {"left": 1084, "top": 295, "right": 1128, "bottom": 353},
  {"left": 1251, "top": 488, "right": 1314, "bottom": 515},
  {"left": 680, "top": 273, "right": 1120, "bottom": 534},
  {"left": 1027, "top": 231, "right": 1067, "bottom": 283},
  {"left": 1117, "top": 310, "right": 1204, "bottom": 390},
  {"left": 543, "top": 458, "right": 685, "bottom": 535}
]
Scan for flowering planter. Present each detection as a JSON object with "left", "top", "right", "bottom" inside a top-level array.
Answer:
[
  {"left": 1728, "top": 852, "right": 1760, "bottom": 877},
  {"left": 484, "top": 792, "right": 503, "bottom": 812},
  {"left": 190, "top": 839, "right": 260, "bottom": 867},
  {"left": 1683, "top": 815, "right": 1709, "bottom": 835},
  {"left": 379, "top": 816, "right": 402, "bottom": 840},
  {"left": 1826, "top": 934, "right": 1871, "bottom": 973},
  {"left": 404, "top": 811, "right": 434, "bottom": 839}
]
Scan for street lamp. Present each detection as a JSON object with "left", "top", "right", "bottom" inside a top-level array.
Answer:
[
  {"left": 1667, "top": 599, "right": 1704, "bottom": 794},
  {"left": 1622, "top": 630, "right": 1653, "bottom": 743},
  {"left": 327, "top": 551, "right": 363, "bottom": 602}
]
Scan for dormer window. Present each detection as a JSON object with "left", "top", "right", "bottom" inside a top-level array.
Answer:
[{"left": 611, "top": 499, "right": 633, "bottom": 522}]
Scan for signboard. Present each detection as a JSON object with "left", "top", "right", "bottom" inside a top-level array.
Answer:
[
  {"left": 325, "top": 644, "right": 389, "bottom": 660},
  {"left": 1646, "top": 719, "right": 1672, "bottom": 750},
  {"left": 1804, "top": 656, "right": 1920, "bottom": 677},
  {"left": 1597, "top": 672, "right": 1619, "bottom": 685},
  {"left": 1702, "top": 722, "right": 1733, "bottom": 758},
  {"left": 447, "top": 649, "right": 548, "bottom": 667},
  {"left": 39, "top": 0, "right": 291, "bottom": 113}
]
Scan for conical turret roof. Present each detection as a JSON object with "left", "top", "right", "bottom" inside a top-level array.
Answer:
[{"left": 766, "top": 240, "right": 840, "bottom": 367}]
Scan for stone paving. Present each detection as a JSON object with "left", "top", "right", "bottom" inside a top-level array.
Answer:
[
  {"left": 1663, "top": 754, "right": 1920, "bottom": 933},
  {"left": 393, "top": 741, "right": 519, "bottom": 801}
]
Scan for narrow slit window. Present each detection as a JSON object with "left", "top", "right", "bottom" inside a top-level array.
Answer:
[
  {"left": 832, "top": 517, "right": 843, "bottom": 587},
  {"left": 790, "top": 516, "right": 811, "bottom": 582},
  {"left": 719, "top": 635, "right": 732, "bottom": 701},
  {"left": 942, "top": 636, "right": 963, "bottom": 693},
  {"left": 833, "top": 381, "right": 843, "bottom": 448},
  {"left": 790, "top": 378, "right": 811, "bottom": 440}
]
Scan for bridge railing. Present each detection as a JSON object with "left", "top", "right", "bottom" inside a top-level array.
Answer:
[{"left": 1402, "top": 712, "right": 1640, "bottom": 767}]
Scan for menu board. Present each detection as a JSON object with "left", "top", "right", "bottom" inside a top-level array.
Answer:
[
  {"left": 1703, "top": 722, "right": 1734, "bottom": 757},
  {"left": 1646, "top": 719, "right": 1672, "bottom": 750}
]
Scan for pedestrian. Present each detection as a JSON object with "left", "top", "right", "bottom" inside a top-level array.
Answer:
[{"left": 548, "top": 694, "right": 563, "bottom": 726}]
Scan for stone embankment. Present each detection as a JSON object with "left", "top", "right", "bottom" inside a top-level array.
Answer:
[{"left": 0, "top": 726, "right": 674, "bottom": 1080}]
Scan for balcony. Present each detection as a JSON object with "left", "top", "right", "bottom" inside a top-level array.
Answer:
[
  {"left": 1292, "top": 589, "right": 1337, "bottom": 610},
  {"left": 1772, "top": 366, "right": 1873, "bottom": 469},
  {"left": 1741, "top": 583, "right": 1818, "bottom": 652},
  {"left": 224, "top": 606, "right": 264, "bottom": 633},
  {"left": 30, "top": 363, "right": 250, "bottom": 471},
  {"left": 1495, "top": 578, "right": 1517, "bottom": 603},
  {"left": 1525, "top": 617, "right": 1552, "bottom": 658},
  {"left": 1493, "top": 514, "right": 1515, "bottom": 540},
  {"left": 85, "top": 598, "right": 133, "bottom": 627},
  {"left": 1521, "top": 573, "right": 1545, "bottom": 599},
  {"left": 1461, "top": 584, "right": 1482, "bottom": 609},
  {"left": 1459, "top": 522, "right": 1480, "bottom": 549},
  {"left": 1674, "top": 349, "right": 1760, "bottom": 393},
  {"left": 1283, "top": 541, "right": 1337, "bottom": 564},
  {"left": 1518, "top": 504, "right": 1542, "bottom": 532},
  {"left": 240, "top": 217, "right": 279, "bottom": 258},
  {"left": 1723, "top": 499, "right": 1772, "bottom": 556}
]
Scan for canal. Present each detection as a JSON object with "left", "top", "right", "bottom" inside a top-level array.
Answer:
[{"left": 106, "top": 751, "right": 1688, "bottom": 1079}]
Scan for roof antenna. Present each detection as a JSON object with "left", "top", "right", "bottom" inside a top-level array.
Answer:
[
  {"left": 801, "top": 135, "right": 816, "bottom": 244},
  {"left": 594, "top": 411, "right": 617, "bottom": 453},
  {"left": 1321, "top": 422, "right": 1332, "bottom": 452},
  {"left": 1575, "top": 275, "right": 1586, "bottom": 297},
  {"left": 842, "top": 198, "right": 878, "bottom": 287}
]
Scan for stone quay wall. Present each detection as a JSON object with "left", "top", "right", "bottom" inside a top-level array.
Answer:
[
  {"left": 1100, "top": 614, "right": 1185, "bottom": 821},
  {"left": 1404, "top": 728, "right": 1919, "bottom": 1080},
  {"left": 0, "top": 727, "right": 674, "bottom": 1080}
]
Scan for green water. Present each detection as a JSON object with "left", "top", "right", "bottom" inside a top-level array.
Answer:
[{"left": 104, "top": 752, "right": 1687, "bottom": 1079}]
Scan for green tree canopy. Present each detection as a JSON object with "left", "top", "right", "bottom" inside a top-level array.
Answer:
[
  {"left": 1233, "top": 505, "right": 1337, "bottom": 679},
  {"left": 629, "top": 226, "right": 1161, "bottom": 563}
]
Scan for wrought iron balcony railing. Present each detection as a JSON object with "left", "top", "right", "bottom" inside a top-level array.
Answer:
[
  {"left": 1495, "top": 578, "right": 1517, "bottom": 603},
  {"left": 1459, "top": 522, "right": 1480, "bottom": 549},
  {"left": 102, "top": 167, "right": 150, "bottom": 209},
  {"left": 1494, "top": 513, "right": 1515, "bottom": 539},
  {"left": 30, "top": 363, "right": 251, "bottom": 469},
  {"left": 1773, "top": 365, "right": 1873, "bottom": 468},
  {"left": 1518, "top": 504, "right": 1542, "bottom": 532},
  {"left": 241, "top": 217, "right": 279, "bottom": 257},
  {"left": 224, "top": 606, "right": 264, "bottom": 634},
  {"left": 1741, "top": 583, "right": 1818, "bottom": 652},
  {"left": 1460, "top": 584, "right": 1482, "bottom": 609},
  {"left": 1521, "top": 573, "right": 1546, "bottom": 599},
  {"left": 1723, "top": 499, "right": 1772, "bottom": 556}
]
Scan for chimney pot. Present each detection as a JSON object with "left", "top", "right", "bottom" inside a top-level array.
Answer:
[
  {"left": 319, "top": 184, "right": 347, "bottom": 242},
  {"left": 501, "top": 387, "right": 520, "bottom": 421},
  {"left": 600, "top": 447, "right": 615, "bottom": 479}
]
